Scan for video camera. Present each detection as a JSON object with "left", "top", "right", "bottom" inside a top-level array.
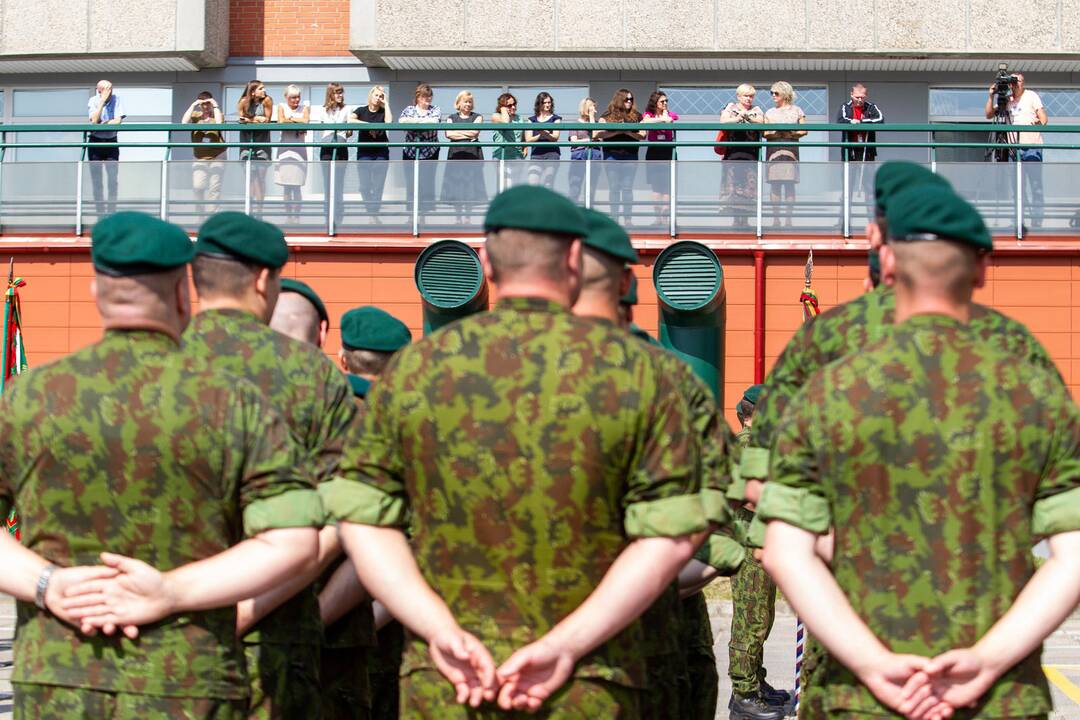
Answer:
[{"left": 992, "top": 63, "right": 1018, "bottom": 113}]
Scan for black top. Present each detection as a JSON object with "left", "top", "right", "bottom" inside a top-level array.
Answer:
[
  {"left": 528, "top": 114, "right": 562, "bottom": 159},
  {"left": 353, "top": 105, "right": 390, "bottom": 149},
  {"left": 447, "top": 112, "right": 483, "bottom": 160}
]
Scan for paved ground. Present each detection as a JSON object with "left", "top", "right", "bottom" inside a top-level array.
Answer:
[{"left": 1, "top": 595, "right": 1078, "bottom": 719}]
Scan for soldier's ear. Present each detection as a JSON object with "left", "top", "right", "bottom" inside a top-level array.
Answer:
[
  {"left": 878, "top": 244, "right": 897, "bottom": 288},
  {"left": 619, "top": 266, "right": 633, "bottom": 298},
  {"left": 973, "top": 252, "right": 989, "bottom": 289},
  {"left": 478, "top": 244, "right": 496, "bottom": 285},
  {"left": 337, "top": 348, "right": 348, "bottom": 373},
  {"left": 318, "top": 320, "right": 329, "bottom": 349}
]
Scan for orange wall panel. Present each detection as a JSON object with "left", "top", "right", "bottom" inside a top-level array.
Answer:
[{"left": 230, "top": 0, "right": 351, "bottom": 57}]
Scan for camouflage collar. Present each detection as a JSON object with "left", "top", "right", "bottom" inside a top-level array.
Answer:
[
  {"left": 103, "top": 318, "right": 182, "bottom": 344},
  {"left": 897, "top": 312, "right": 967, "bottom": 333},
  {"left": 193, "top": 307, "right": 263, "bottom": 329},
  {"left": 495, "top": 296, "right": 569, "bottom": 314},
  {"left": 103, "top": 328, "right": 181, "bottom": 353}
]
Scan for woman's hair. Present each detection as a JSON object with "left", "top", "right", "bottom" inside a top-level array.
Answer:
[
  {"left": 770, "top": 81, "right": 795, "bottom": 104},
  {"left": 240, "top": 80, "right": 265, "bottom": 103},
  {"left": 736, "top": 83, "right": 757, "bottom": 98},
  {"left": 367, "top": 85, "right": 386, "bottom": 107},
  {"left": 578, "top": 97, "right": 595, "bottom": 117},
  {"left": 454, "top": 90, "right": 474, "bottom": 112},
  {"left": 533, "top": 91, "right": 555, "bottom": 116},
  {"left": 284, "top": 84, "right": 302, "bottom": 100},
  {"left": 197, "top": 90, "right": 214, "bottom": 102},
  {"left": 414, "top": 83, "right": 433, "bottom": 103},
  {"left": 644, "top": 91, "right": 667, "bottom": 115},
  {"left": 495, "top": 93, "right": 517, "bottom": 114},
  {"left": 602, "top": 88, "right": 641, "bottom": 123},
  {"left": 324, "top": 82, "right": 345, "bottom": 111}
]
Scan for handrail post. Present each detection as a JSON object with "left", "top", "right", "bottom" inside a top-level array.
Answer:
[
  {"left": 930, "top": 144, "right": 937, "bottom": 174},
  {"left": 160, "top": 147, "right": 170, "bottom": 221},
  {"left": 584, "top": 152, "right": 591, "bottom": 209},
  {"left": 76, "top": 155, "right": 85, "bottom": 236},
  {"left": 411, "top": 154, "right": 420, "bottom": 237},
  {"left": 755, "top": 143, "right": 764, "bottom": 239},
  {"left": 669, "top": 152, "right": 676, "bottom": 238},
  {"left": 842, "top": 158, "right": 851, "bottom": 239},
  {"left": 499, "top": 157, "right": 506, "bottom": 194},
  {"left": 244, "top": 156, "right": 252, "bottom": 215},
  {"left": 328, "top": 154, "right": 336, "bottom": 236},
  {"left": 1016, "top": 157, "right": 1023, "bottom": 240}
]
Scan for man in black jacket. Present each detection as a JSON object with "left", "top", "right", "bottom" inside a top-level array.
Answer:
[{"left": 836, "top": 83, "right": 884, "bottom": 223}]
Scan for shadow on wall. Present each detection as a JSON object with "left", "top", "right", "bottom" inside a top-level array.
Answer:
[{"left": 230, "top": 1, "right": 267, "bottom": 57}]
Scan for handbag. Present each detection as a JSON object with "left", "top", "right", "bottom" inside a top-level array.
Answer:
[{"left": 713, "top": 129, "right": 728, "bottom": 158}]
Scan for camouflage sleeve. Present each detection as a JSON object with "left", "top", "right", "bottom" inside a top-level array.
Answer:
[
  {"left": 681, "top": 366, "right": 734, "bottom": 526},
  {"left": 235, "top": 385, "right": 325, "bottom": 536},
  {"left": 740, "top": 320, "right": 820, "bottom": 481},
  {"left": 321, "top": 377, "right": 409, "bottom": 528},
  {"left": 754, "top": 383, "right": 832, "bottom": 536},
  {"left": 623, "top": 367, "right": 710, "bottom": 539},
  {"left": 691, "top": 531, "right": 745, "bottom": 573},
  {"left": 311, "top": 362, "right": 359, "bottom": 487},
  {"left": 1032, "top": 391, "right": 1080, "bottom": 536}
]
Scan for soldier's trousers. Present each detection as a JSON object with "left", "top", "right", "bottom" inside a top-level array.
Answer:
[
  {"left": 640, "top": 652, "right": 684, "bottom": 720},
  {"left": 244, "top": 642, "right": 322, "bottom": 720},
  {"left": 322, "top": 645, "right": 372, "bottom": 720},
  {"left": 13, "top": 683, "right": 244, "bottom": 719},
  {"left": 399, "top": 669, "right": 641, "bottom": 719},
  {"left": 370, "top": 621, "right": 404, "bottom": 719},
  {"left": 679, "top": 592, "right": 719, "bottom": 720},
  {"left": 729, "top": 509, "right": 777, "bottom": 696}
]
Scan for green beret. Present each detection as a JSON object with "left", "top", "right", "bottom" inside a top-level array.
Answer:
[
  {"left": 91, "top": 212, "right": 193, "bottom": 277},
  {"left": 195, "top": 212, "right": 288, "bottom": 269},
  {"left": 874, "top": 161, "right": 951, "bottom": 214},
  {"left": 340, "top": 306, "right": 412, "bottom": 352},
  {"left": 280, "top": 279, "right": 328, "bottom": 324},
  {"left": 886, "top": 186, "right": 992, "bottom": 252},
  {"left": 484, "top": 186, "right": 588, "bottom": 237},
  {"left": 582, "top": 209, "right": 638, "bottom": 263},
  {"left": 620, "top": 274, "right": 639, "bottom": 306},
  {"left": 741, "top": 384, "right": 765, "bottom": 406}
]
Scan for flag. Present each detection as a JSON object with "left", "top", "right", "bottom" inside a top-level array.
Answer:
[
  {"left": 3, "top": 263, "right": 27, "bottom": 540},
  {"left": 800, "top": 249, "right": 821, "bottom": 322}
]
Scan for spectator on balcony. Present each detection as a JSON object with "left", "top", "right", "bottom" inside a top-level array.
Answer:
[
  {"left": 315, "top": 83, "right": 353, "bottom": 228},
  {"left": 568, "top": 97, "right": 601, "bottom": 205},
  {"left": 181, "top": 91, "right": 225, "bottom": 219},
  {"left": 525, "top": 92, "right": 562, "bottom": 189},
  {"left": 984, "top": 72, "right": 1047, "bottom": 229},
  {"left": 237, "top": 80, "right": 273, "bottom": 215},
  {"left": 598, "top": 88, "right": 645, "bottom": 226},
  {"left": 642, "top": 91, "right": 678, "bottom": 228},
  {"left": 275, "top": 85, "right": 311, "bottom": 224},
  {"left": 87, "top": 79, "right": 126, "bottom": 218},
  {"left": 764, "top": 81, "right": 807, "bottom": 228},
  {"left": 720, "top": 84, "right": 764, "bottom": 229},
  {"left": 400, "top": 83, "right": 442, "bottom": 213},
  {"left": 492, "top": 93, "right": 527, "bottom": 188},
  {"left": 351, "top": 85, "right": 392, "bottom": 220},
  {"left": 836, "top": 82, "right": 883, "bottom": 211},
  {"left": 441, "top": 91, "right": 486, "bottom": 224}
]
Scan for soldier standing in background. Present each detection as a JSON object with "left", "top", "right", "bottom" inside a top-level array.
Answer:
[
  {"left": 759, "top": 186, "right": 1080, "bottom": 717},
  {"left": 8, "top": 212, "right": 322, "bottom": 719},
  {"left": 321, "top": 186, "right": 712, "bottom": 717},
  {"left": 270, "top": 278, "right": 330, "bottom": 348},
  {"left": 182, "top": 212, "right": 359, "bottom": 720}
]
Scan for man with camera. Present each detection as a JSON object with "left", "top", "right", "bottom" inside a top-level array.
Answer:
[{"left": 984, "top": 72, "right": 1047, "bottom": 229}]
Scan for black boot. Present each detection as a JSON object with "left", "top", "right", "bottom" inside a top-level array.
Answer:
[
  {"left": 759, "top": 681, "right": 792, "bottom": 707},
  {"left": 728, "top": 693, "right": 786, "bottom": 720}
]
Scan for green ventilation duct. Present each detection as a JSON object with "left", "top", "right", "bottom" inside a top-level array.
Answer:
[
  {"left": 653, "top": 241, "right": 726, "bottom": 407},
  {"left": 414, "top": 240, "right": 489, "bottom": 335}
]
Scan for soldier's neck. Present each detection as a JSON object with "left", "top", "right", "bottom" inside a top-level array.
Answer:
[
  {"left": 571, "top": 292, "right": 620, "bottom": 324},
  {"left": 198, "top": 296, "right": 266, "bottom": 324},
  {"left": 893, "top": 287, "right": 971, "bottom": 324},
  {"left": 492, "top": 279, "right": 574, "bottom": 308}
]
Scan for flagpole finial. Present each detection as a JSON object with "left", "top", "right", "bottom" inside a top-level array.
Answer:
[{"left": 803, "top": 249, "right": 814, "bottom": 288}]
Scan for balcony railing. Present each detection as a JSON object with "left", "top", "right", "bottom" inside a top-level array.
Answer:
[{"left": 0, "top": 122, "right": 1077, "bottom": 239}]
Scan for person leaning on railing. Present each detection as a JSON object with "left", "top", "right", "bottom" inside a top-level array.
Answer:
[
  {"left": 400, "top": 83, "right": 442, "bottom": 214},
  {"left": 597, "top": 88, "right": 645, "bottom": 226},
  {"left": 237, "top": 80, "right": 274, "bottom": 215},
  {"left": 314, "top": 83, "right": 353, "bottom": 228},
  {"left": 642, "top": 90, "right": 678, "bottom": 228},
  {"left": 568, "top": 97, "right": 601, "bottom": 205},
  {"left": 491, "top": 92, "right": 527, "bottom": 189},
  {"left": 525, "top": 91, "right": 562, "bottom": 190},
  {"left": 181, "top": 91, "right": 225, "bottom": 219},
  {"left": 441, "top": 91, "right": 486, "bottom": 224},
  {"left": 87, "top": 79, "right": 125, "bottom": 218},
  {"left": 720, "top": 84, "right": 765, "bottom": 230},
  {"left": 763, "top": 81, "right": 807, "bottom": 229},
  {"left": 274, "top": 85, "right": 311, "bottom": 225},
  {"left": 350, "top": 85, "right": 393, "bottom": 222}
]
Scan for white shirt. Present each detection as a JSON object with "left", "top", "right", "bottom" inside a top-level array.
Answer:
[
  {"left": 313, "top": 104, "right": 353, "bottom": 143},
  {"left": 1007, "top": 90, "right": 1044, "bottom": 145}
]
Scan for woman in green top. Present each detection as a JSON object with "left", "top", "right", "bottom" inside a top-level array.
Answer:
[{"left": 491, "top": 92, "right": 526, "bottom": 188}]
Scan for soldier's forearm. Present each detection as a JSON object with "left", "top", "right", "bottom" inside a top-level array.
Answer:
[
  {"left": 540, "top": 532, "right": 705, "bottom": 662},
  {"left": 969, "top": 530, "right": 1080, "bottom": 676},
  {"left": 319, "top": 557, "right": 369, "bottom": 627},
  {"left": 677, "top": 558, "right": 720, "bottom": 598},
  {"left": 0, "top": 529, "right": 51, "bottom": 602}
]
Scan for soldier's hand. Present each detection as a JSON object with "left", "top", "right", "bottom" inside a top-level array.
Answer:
[
  {"left": 923, "top": 648, "right": 999, "bottom": 712},
  {"left": 56, "top": 552, "right": 178, "bottom": 639},
  {"left": 45, "top": 565, "right": 122, "bottom": 634},
  {"left": 495, "top": 638, "right": 576, "bottom": 712},
  {"left": 857, "top": 653, "right": 946, "bottom": 720},
  {"left": 428, "top": 628, "right": 498, "bottom": 707}
]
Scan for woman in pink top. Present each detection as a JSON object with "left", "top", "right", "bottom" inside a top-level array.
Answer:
[{"left": 643, "top": 91, "right": 678, "bottom": 228}]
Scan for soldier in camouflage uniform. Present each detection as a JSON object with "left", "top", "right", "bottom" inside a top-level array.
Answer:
[
  {"left": 318, "top": 305, "right": 413, "bottom": 720},
  {"left": 2, "top": 213, "right": 322, "bottom": 720},
  {"left": 322, "top": 186, "right": 713, "bottom": 718},
  {"left": 182, "top": 212, "right": 359, "bottom": 720},
  {"left": 270, "top": 278, "right": 330, "bottom": 348},
  {"left": 736, "top": 163, "right": 1066, "bottom": 717},
  {"left": 758, "top": 185, "right": 1080, "bottom": 718},
  {"left": 728, "top": 385, "right": 788, "bottom": 720}
]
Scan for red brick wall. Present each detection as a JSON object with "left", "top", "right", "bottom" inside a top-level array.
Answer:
[
  {"left": 15, "top": 249, "right": 1080, "bottom": 431},
  {"left": 229, "top": 0, "right": 351, "bottom": 57}
]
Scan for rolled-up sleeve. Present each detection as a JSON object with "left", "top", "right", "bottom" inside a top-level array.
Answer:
[
  {"left": 244, "top": 489, "right": 324, "bottom": 535},
  {"left": 1032, "top": 397, "right": 1080, "bottom": 537}
]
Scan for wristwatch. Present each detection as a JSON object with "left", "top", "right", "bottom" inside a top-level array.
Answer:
[{"left": 35, "top": 564, "right": 57, "bottom": 611}]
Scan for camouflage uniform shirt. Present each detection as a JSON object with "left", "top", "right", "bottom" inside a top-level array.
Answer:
[
  {"left": 756, "top": 313, "right": 1080, "bottom": 715},
  {"left": 324, "top": 297, "right": 710, "bottom": 689},
  {"left": 0, "top": 329, "right": 322, "bottom": 698},
  {"left": 183, "top": 308, "right": 360, "bottom": 646}
]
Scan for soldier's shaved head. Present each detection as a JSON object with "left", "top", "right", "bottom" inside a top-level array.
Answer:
[
  {"left": 270, "top": 292, "right": 322, "bottom": 347},
  {"left": 92, "top": 267, "right": 191, "bottom": 335},
  {"left": 886, "top": 240, "right": 982, "bottom": 305},
  {"left": 190, "top": 255, "right": 281, "bottom": 324},
  {"left": 340, "top": 348, "right": 393, "bottom": 377},
  {"left": 483, "top": 229, "right": 575, "bottom": 285}
]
